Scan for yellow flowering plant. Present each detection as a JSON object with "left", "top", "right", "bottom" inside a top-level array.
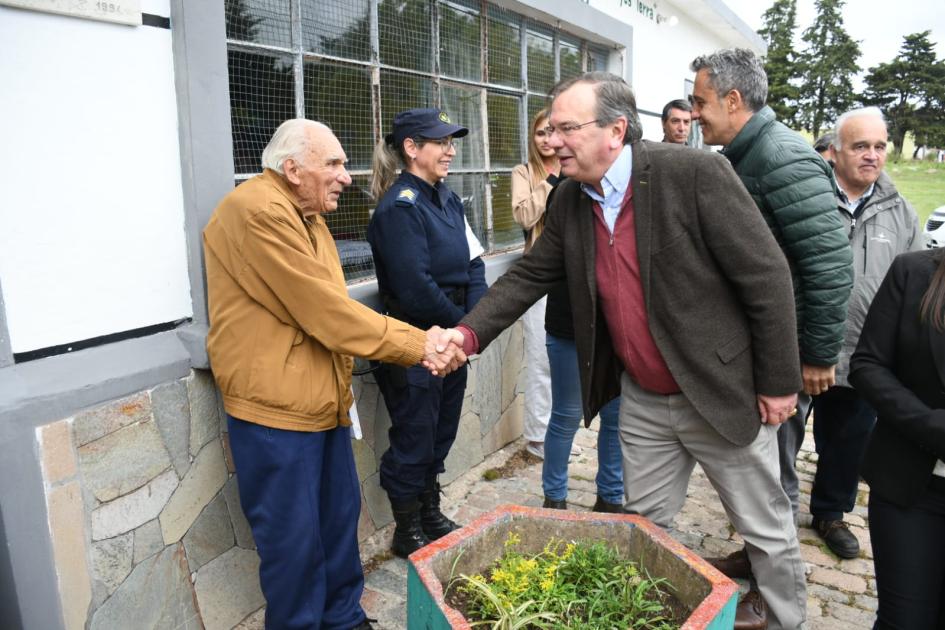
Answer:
[{"left": 445, "top": 533, "right": 678, "bottom": 629}]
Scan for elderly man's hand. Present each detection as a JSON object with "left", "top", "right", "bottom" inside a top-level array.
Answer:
[
  {"left": 802, "top": 363, "right": 835, "bottom": 396},
  {"left": 757, "top": 392, "right": 799, "bottom": 425},
  {"left": 422, "top": 327, "right": 467, "bottom": 376}
]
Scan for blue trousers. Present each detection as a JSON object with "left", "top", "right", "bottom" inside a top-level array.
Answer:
[
  {"left": 811, "top": 386, "right": 877, "bottom": 521},
  {"left": 227, "top": 415, "right": 366, "bottom": 630},
  {"left": 377, "top": 364, "right": 467, "bottom": 500},
  {"left": 543, "top": 334, "right": 623, "bottom": 504}
]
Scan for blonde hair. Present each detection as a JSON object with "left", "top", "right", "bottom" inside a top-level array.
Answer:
[
  {"left": 370, "top": 140, "right": 407, "bottom": 201},
  {"left": 526, "top": 108, "right": 552, "bottom": 188}
]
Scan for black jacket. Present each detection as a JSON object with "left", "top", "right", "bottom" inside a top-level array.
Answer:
[{"left": 849, "top": 248, "right": 945, "bottom": 508}]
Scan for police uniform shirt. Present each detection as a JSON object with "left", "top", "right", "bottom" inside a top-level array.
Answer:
[{"left": 367, "top": 171, "right": 487, "bottom": 328}]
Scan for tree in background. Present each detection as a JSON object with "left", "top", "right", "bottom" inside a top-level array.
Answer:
[
  {"left": 758, "top": 0, "right": 800, "bottom": 125},
  {"left": 861, "top": 31, "right": 945, "bottom": 159},
  {"left": 796, "top": 0, "right": 861, "bottom": 138}
]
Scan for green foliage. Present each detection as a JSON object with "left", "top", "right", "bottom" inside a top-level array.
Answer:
[
  {"left": 758, "top": 0, "right": 800, "bottom": 125},
  {"left": 887, "top": 162, "right": 945, "bottom": 225},
  {"left": 861, "top": 31, "right": 945, "bottom": 159},
  {"left": 796, "top": 0, "right": 861, "bottom": 137},
  {"left": 447, "top": 533, "right": 678, "bottom": 629}
]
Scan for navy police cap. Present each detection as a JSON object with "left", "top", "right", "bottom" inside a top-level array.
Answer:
[{"left": 385, "top": 108, "right": 469, "bottom": 147}]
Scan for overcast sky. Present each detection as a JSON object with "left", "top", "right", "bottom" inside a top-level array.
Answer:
[{"left": 720, "top": 0, "right": 945, "bottom": 76}]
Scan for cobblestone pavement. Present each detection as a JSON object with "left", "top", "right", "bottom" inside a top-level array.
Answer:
[{"left": 237, "top": 424, "right": 877, "bottom": 629}]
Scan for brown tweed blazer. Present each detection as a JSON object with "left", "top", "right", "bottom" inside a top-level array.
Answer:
[{"left": 462, "top": 140, "right": 801, "bottom": 446}]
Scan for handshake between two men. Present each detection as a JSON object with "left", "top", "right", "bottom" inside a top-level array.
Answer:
[{"left": 421, "top": 327, "right": 467, "bottom": 376}]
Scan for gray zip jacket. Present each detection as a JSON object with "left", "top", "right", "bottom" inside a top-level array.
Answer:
[{"left": 835, "top": 171, "right": 923, "bottom": 386}]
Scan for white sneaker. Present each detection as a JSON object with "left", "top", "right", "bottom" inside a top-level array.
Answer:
[{"left": 525, "top": 441, "right": 545, "bottom": 459}]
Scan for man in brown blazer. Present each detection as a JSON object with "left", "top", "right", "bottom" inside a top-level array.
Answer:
[{"left": 444, "top": 73, "right": 807, "bottom": 629}]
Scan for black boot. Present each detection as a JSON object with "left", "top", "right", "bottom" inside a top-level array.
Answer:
[
  {"left": 390, "top": 498, "right": 430, "bottom": 558},
  {"left": 419, "top": 478, "right": 461, "bottom": 540}
]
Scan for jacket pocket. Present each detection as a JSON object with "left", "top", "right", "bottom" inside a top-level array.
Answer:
[{"left": 716, "top": 332, "right": 750, "bottom": 364}]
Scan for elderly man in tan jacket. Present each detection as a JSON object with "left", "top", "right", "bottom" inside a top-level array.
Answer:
[{"left": 203, "top": 119, "right": 460, "bottom": 630}]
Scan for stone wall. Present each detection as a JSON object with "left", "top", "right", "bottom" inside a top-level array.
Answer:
[{"left": 34, "top": 323, "right": 524, "bottom": 630}]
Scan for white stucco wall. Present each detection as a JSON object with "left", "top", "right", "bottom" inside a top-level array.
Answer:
[
  {"left": 0, "top": 3, "right": 191, "bottom": 353},
  {"left": 587, "top": 0, "right": 762, "bottom": 140}
]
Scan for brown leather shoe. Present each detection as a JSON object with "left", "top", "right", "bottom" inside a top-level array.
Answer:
[
  {"left": 705, "top": 548, "right": 752, "bottom": 579},
  {"left": 734, "top": 589, "right": 767, "bottom": 630}
]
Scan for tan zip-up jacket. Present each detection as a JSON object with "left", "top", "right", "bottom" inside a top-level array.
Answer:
[{"left": 204, "top": 169, "right": 426, "bottom": 432}]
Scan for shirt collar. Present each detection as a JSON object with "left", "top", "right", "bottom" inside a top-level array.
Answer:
[
  {"left": 835, "top": 175, "right": 875, "bottom": 213},
  {"left": 581, "top": 145, "right": 633, "bottom": 204},
  {"left": 401, "top": 170, "right": 449, "bottom": 208}
]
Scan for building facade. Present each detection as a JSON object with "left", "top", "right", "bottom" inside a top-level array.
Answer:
[{"left": 0, "top": 1, "right": 761, "bottom": 627}]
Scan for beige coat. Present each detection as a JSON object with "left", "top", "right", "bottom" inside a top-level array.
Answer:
[
  {"left": 204, "top": 169, "right": 426, "bottom": 432},
  {"left": 511, "top": 163, "right": 553, "bottom": 252}
]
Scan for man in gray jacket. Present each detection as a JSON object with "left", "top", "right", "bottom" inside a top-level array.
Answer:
[{"left": 809, "top": 106, "right": 923, "bottom": 558}]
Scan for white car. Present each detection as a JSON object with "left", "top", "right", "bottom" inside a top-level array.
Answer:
[{"left": 925, "top": 205, "right": 945, "bottom": 248}]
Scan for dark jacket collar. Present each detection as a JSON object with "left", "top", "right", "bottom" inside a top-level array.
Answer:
[
  {"left": 721, "top": 106, "right": 777, "bottom": 167},
  {"left": 399, "top": 170, "right": 451, "bottom": 209}
]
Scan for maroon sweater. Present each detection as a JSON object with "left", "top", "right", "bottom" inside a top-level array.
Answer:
[{"left": 591, "top": 187, "right": 679, "bottom": 394}]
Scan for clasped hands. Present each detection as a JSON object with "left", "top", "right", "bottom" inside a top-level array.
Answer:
[{"left": 422, "top": 326, "right": 467, "bottom": 376}]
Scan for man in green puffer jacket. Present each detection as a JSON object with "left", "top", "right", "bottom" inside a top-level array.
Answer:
[{"left": 690, "top": 48, "right": 854, "bottom": 630}]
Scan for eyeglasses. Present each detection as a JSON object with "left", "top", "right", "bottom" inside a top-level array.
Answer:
[
  {"left": 417, "top": 137, "right": 458, "bottom": 151},
  {"left": 544, "top": 119, "right": 601, "bottom": 137}
]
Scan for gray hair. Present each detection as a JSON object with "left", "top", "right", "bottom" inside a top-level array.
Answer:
[
  {"left": 689, "top": 48, "right": 768, "bottom": 112},
  {"left": 832, "top": 107, "right": 886, "bottom": 149},
  {"left": 548, "top": 72, "right": 643, "bottom": 144},
  {"left": 261, "top": 119, "right": 330, "bottom": 174}
]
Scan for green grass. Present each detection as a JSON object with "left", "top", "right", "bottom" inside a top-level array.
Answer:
[{"left": 883, "top": 161, "right": 945, "bottom": 225}]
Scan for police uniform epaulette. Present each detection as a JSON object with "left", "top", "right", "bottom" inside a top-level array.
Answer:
[{"left": 395, "top": 188, "right": 419, "bottom": 206}]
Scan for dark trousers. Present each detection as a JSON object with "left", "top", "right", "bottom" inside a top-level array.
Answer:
[
  {"left": 869, "top": 479, "right": 945, "bottom": 630},
  {"left": 377, "top": 363, "right": 467, "bottom": 500},
  {"left": 227, "top": 415, "right": 366, "bottom": 630},
  {"left": 810, "top": 386, "right": 876, "bottom": 520}
]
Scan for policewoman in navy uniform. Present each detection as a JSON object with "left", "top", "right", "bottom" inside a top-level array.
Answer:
[{"left": 368, "top": 108, "right": 487, "bottom": 557}]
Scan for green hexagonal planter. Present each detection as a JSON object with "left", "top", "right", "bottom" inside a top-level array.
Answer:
[{"left": 407, "top": 504, "right": 738, "bottom": 629}]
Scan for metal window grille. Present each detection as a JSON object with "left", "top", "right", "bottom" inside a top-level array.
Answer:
[{"left": 225, "top": 0, "right": 617, "bottom": 281}]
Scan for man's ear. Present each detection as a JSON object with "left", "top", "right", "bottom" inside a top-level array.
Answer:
[
  {"left": 283, "top": 158, "right": 302, "bottom": 185},
  {"left": 610, "top": 116, "right": 628, "bottom": 148},
  {"left": 726, "top": 89, "right": 744, "bottom": 114}
]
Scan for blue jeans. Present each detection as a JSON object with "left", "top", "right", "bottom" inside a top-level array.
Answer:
[{"left": 542, "top": 334, "right": 623, "bottom": 504}]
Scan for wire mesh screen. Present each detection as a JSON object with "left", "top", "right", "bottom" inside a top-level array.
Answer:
[
  {"left": 225, "top": 0, "right": 618, "bottom": 280},
  {"left": 302, "top": 0, "right": 371, "bottom": 61},
  {"left": 487, "top": 91, "right": 522, "bottom": 168},
  {"left": 526, "top": 27, "right": 554, "bottom": 94},
  {"left": 486, "top": 5, "right": 521, "bottom": 87},
  {"left": 225, "top": 0, "right": 292, "bottom": 48},
  {"left": 439, "top": 0, "right": 481, "bottom": 82},
  {"left": 228, "top": 50, "right": 295, "bottom": 174},
  {"left": 379, "top": 0, "right": 432, "bottom": 73},
  {"left": 304, "top": 60, "right": 374, "bottom": 170}
]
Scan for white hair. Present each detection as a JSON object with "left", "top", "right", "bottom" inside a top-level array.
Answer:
[
  {"left": 832, "top": 107, "right": 886, "bottom": 149},
  {"left": 261, "top": 119, "right": 330, "bottom": 174}
]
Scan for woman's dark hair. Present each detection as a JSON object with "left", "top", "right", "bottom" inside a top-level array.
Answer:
[{"left": 919, "top": 249, "right": 945, "bottom": 332}]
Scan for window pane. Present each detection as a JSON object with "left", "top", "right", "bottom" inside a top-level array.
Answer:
[
  {"left": 440, "top": 83, "right": 485, "bottom": 170},
  {"left": 490, "top": 173, "right": 523, "bottom": 249},
  {"left": 560, "top": 38, "right": 582, "bottom": 80},
  {"left": 301, "top": 0, "right": 371, "bottom": 61},
  {"left": 486, "top": 7, "right": 520, "bottom": 87},
  {"left": 439, "top": 0, "right": 481, "bottom": 82},
  {"left": 379, "top": 70, "right": 435, "bottom": 131},
  {"left": 447, "top": 173, "right": 487, "bottom": 247},
  {"left": 526, "top": 94, "right": 550, "bottom": 126},
  {"left": 487, "top": 92, "right": 521, "bottom": 168},
  {"left": 526, "top": 27, "right": 554, "bottom": 94},
  {"left": 379, "top": 0, "right": 432, "bottom": 73},
  {"left": 304, "top": 61, "right": 373, "bottom": 170},
  {"left": 225, "top": 0, "right": 292, "bottom": 48},
  {"left": 323, "top": 175, "right": 376, "bottom": 281},
  {"left": 588, "top": 46, "right": 609, "bottom": 72},
  {"left": 228, "top": 50, "right": 296, "bottom": 174}
]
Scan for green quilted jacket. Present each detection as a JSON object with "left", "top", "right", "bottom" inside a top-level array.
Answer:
[{"left": 722, "top": 106, "right": 854, "bottom": 367}]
